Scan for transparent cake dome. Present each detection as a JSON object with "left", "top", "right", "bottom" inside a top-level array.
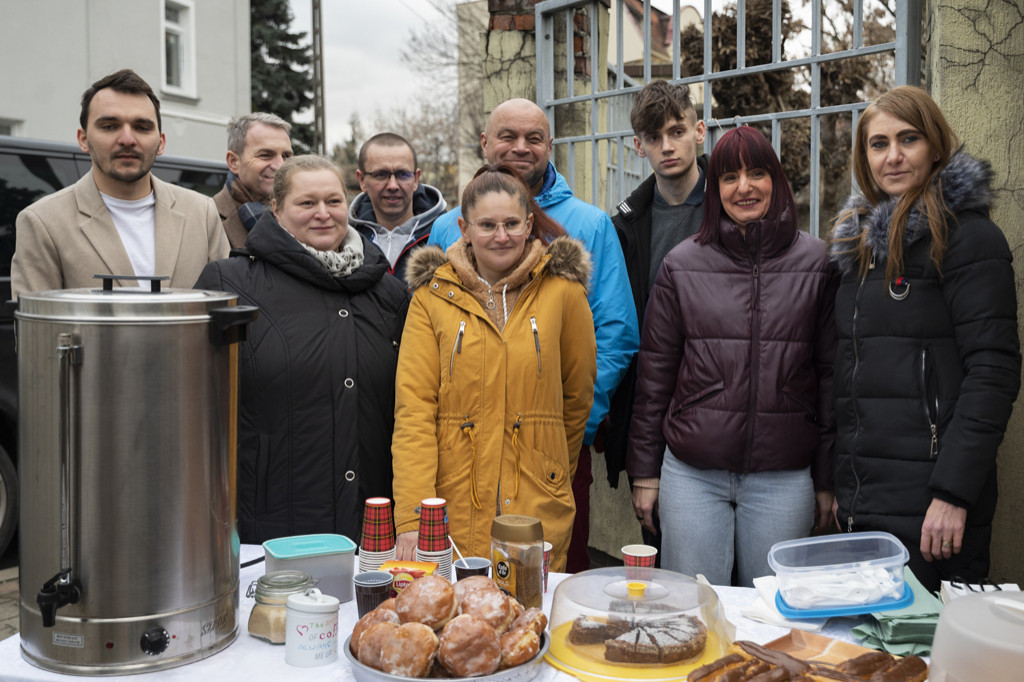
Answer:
[{"left": 544, "top": 567, "right": 733, "bottom": 681}]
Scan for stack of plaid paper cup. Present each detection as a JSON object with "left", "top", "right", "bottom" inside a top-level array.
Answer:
[
  {"left": 358, "top": 497, "right": 396, "bottom": 573},
  {"left": 414, "top": 497, "right": 453, "bottom": 581}
]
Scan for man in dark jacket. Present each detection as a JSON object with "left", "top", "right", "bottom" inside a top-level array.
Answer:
[
  {"left": 608, "top": 81, "right": 708, "bottom": 555},
  {"left": 213, "top": 112, "right": 294, "bottom": 248},
  {"left": 350, "top": 133, "right": 446, "bottom": 283}
]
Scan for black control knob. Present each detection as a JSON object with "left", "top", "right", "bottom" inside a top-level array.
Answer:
[{"left": 140, "top": 627, "right": 169, "bottom": 656}]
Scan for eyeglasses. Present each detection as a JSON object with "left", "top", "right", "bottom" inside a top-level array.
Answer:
[
  {"left": 467, "top": 219, "right": 529, "bottom": 236},
  {"left": 364, "top": 169, "right": 416, "bottom": 183}
]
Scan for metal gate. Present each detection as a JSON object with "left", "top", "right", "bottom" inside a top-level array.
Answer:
[{"left": 535, "top": 0, "right": 921, "bottom": 235}]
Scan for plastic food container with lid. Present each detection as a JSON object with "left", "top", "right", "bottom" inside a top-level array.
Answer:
[
  {"left": 544, "top": 566, "right": 732, "bottom": 681},
  {"left": 263, "top": 534, "right": 357, "bottom": 603},
  {"left": 767, "top": 531, "right": 909, "bottom": 613},
  {"left": 929, "top": 591, "right": 1024, "bottom": 681}
]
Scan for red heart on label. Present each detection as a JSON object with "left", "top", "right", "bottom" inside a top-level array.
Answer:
[{"left": 296, "top": 624, "right": 309, "bottom": 637}]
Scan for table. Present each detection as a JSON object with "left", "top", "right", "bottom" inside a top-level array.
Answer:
[{"left": 0, "top": 545, "right": 868, "bottom": 681}]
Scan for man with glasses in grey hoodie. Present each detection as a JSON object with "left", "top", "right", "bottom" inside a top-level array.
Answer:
[{"left": 350, "top": 133, "right": 446, "bottom": 283}]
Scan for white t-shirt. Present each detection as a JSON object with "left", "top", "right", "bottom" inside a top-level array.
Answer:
[{"left": 101, "top": 192, "right": 157, "bottom": 289}]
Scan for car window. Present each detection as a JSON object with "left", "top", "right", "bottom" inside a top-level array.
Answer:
[
  {"left": 151, "top": 167, "right": 224, "bottom": 197},
  {"left": 0, "top": 152, "right": 80, "bottom": 278}
]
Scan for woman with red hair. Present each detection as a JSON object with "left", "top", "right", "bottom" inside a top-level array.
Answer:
[{"left": 627, "top": 126, "right": 838, "bottom": 585}]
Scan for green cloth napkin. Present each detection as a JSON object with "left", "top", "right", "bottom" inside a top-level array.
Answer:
[{"left": 851, "top": 567, "right": 943, "bottom": 656}]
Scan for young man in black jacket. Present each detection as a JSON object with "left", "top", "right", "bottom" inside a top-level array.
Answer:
[{"left": 607, "top": 81, "right": 708, "bottom": 556}]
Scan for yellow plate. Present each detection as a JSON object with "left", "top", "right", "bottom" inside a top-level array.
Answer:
[{"left": 544, "top": 620, "right": 729, "bottom": 681}]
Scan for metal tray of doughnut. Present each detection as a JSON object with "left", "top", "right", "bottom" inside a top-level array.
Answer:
[{"left": 343, "top": 632, "right": 550, "bottom": 682}]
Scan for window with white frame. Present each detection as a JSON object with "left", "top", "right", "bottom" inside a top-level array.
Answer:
[{"left": 162, "top": 0, "right": 196, "bottom": 97}]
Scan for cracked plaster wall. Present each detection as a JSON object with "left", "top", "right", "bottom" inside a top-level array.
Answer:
[{"left": 928, "top": 0, "right": 1024, "bottom": 584}]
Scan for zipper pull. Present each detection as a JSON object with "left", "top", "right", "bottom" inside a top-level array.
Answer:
[
  {"left": 530, "top": 317, "right": 541, "bottom": 373},
  {"left": 449, "top": 320, "right": 466, "bottom": 379},
  {"left": 930, "top": 425, "right": 938, "bottom": 458},
  {"left": 868, "top": 254, "right": 876, "bottom": 270},
  {"left": 847, "top": 516, "right": 854, "bottom": 532}
]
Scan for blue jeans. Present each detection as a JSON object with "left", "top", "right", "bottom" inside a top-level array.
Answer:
[{"left": 659, "top": 452, "right": 814, "bottom": 587}]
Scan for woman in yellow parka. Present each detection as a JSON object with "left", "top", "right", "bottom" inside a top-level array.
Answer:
[{"left": 392, "top": 164, "right": 596, "bottom": 572}]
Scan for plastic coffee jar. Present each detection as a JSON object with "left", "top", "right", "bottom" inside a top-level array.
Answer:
[
  {"left": 285, "top": 588, "right": 340, "bottom": 667},
  {"left": 491, "top": 515, "right": 544, "bottom": 608},
  {"left": 247, "top": 570, "right": 315, "bottom": 644}
]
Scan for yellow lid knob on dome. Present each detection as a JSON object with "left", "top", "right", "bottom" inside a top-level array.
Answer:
[{"left": 627, "top": 581, "right": 647, "bottom": 599}]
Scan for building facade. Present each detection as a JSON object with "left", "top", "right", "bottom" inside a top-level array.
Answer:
[{"left": 0, "top": 0, "right": 250, "bottom": 162}]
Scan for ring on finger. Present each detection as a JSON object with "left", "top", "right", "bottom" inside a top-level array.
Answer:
[{"left": 941, "top": 541, "right": 952, "bottom": 549}]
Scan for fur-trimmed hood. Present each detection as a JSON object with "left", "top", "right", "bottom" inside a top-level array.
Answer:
[
  {"left": 404, "top": 236, "right": 592, "bottom": 291},
  {"left": 828, "top": 151, "right": 994, "bottom": 275}
]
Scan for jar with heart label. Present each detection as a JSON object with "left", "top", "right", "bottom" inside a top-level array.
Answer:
[{"left": 285, "top": 588, "right": 340, "bottom": 667}]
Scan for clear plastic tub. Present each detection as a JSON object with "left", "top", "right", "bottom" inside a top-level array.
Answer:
[
  {"left": 930, "top": 592, "right": 1024, "bottom": 682},
  {"left": 767, "top": 531, "right": 909, "bottom": 610},
  {"left": 263, "top": 534, "right": 356, "bottom": 603}
]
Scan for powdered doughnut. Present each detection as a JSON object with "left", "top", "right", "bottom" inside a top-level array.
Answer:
[
  {"left": 510, "top": 607, "right": 547, "bottom": 636},
  {"left": 438, "top": 614, "right": 501, "bottom": 677},
  {"left": 379, "top": 622, "right": 439, "bottom": 678},
  {"left": 377, "top": 597, "right": 397, "bottom": 612},
  {"left": 453, "top": 575, "right": 498, "bottom": 603},
  {"left": 508, "top": 595, "right": 525, "bottom": 621},
  {"left": 396, "top": 574, "right": 458, "bottom": 631},
  {"left": 350, "top": 603, "right": 400, "bottom": 654},
  {"left": 500, "top": 626, "right": 540, "bottom": 669},
  {"left": 356, "top": 621, "right": 399, "bottom": 670},
  {"left": 458, "top": 582, "right": 515, "bottom": 633}
]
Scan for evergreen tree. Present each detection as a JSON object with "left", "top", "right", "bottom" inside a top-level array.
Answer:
[{"left": 251, "top": 0, "right": 315, "bottom": 152}]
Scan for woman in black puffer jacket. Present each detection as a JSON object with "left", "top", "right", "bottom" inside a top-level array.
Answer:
[
  {"left": 197, "top": 155, "right": 409, "bottom": 544},
  {"left": 829, "top": 86, "right": 1020, "bottom": 590}
]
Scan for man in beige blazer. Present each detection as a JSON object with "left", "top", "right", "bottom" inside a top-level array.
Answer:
[{"left": 11, "top": 69, "right": 228, "bottom": 298}]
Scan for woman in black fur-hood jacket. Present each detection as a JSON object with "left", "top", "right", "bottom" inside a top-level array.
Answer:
[{"left": 828, "top": 87, "right": 1020, "bottom": 590}]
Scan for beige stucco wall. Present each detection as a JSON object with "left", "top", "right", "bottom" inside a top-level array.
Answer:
[{"left": 928, "top": 0, "right": 1024, "bottom": 586}]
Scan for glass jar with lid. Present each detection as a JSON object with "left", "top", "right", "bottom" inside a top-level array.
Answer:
[
  {"left": 247, "top": 570, "right": 315, "bottom": 644},
  {"left": 490, "top": 515, "right": 544, "bottom": 608}
]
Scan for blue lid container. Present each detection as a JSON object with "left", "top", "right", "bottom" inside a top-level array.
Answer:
[
  {"left": 263, "top": 534, "right": 356, "bottom": 559},
  {"left": 263, "top": 534, "right": 357, "bottom": 603}
]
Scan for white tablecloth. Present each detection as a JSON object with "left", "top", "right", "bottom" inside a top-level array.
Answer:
[{"left": 0, "top": 545, "right": 867, "bottom": 680}]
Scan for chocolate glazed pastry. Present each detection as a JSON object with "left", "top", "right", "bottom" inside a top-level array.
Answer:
[{"left": 688, "top": 642, "right": 928, "bottom": 682}]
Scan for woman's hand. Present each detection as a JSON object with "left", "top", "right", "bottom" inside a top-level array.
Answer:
[
  {"left": 813, "top": 490, "right": 835, "bottom": 533},
  {"left": 396, "top": 531, "right": 418, "bottom": 561},
  {"left": 920, "top": 498, "right": 967, "bottom": 562},
  {"left": 631, "top": 486, "right": 660, "bottom": 535}
]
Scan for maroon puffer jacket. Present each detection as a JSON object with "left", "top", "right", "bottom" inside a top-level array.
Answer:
[{"left": 626, "top": 212, "right": 838, "bottom": 490}]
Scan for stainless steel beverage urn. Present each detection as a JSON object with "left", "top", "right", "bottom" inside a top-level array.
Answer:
[{"left": 16, "top": 280, "right": 256, "bottom": 675}]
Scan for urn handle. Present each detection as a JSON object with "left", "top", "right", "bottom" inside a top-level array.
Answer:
[{"left": 209, "top": 306, "right": 259, "bottom": 347}]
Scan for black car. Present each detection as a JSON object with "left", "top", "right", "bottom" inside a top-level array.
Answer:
[{"left": 0, "top": 134, "right": 227, "bottom": 557}]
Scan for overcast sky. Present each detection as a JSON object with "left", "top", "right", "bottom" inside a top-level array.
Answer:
[
  {"left": 286, "top": 0, "right": 698, "bottom": 149},
  {"left": 287, "top": 0, "right": 446, "bottom": 150}
]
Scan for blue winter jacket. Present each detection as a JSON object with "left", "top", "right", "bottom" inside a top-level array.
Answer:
[{"left": 428, "top": 163, "right": 639, "bottom": 444}]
